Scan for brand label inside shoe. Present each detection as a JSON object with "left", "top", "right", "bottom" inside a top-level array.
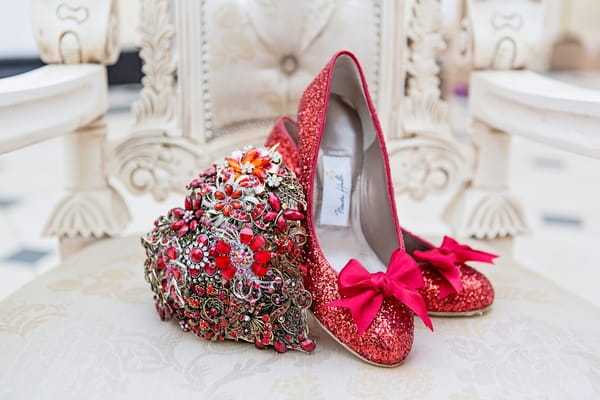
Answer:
[{"left": 320, "top": 155, "right": 352, "bottom": 227}]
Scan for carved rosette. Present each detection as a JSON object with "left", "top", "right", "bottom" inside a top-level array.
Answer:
[
  {"left": 30, "top": 0, "right": 120, "bottom": 64},
  {"left": 388, "top": 136, "right": 475, "bottom": 200},
  {"left": 404, "top": 0, "right": 450, "bottom": 138},
  {"left": 110, "top": 136, "right": 207, "bottom": 202},
  {"left": 132, "top": 0, "right": 177, "bottom": 134}
]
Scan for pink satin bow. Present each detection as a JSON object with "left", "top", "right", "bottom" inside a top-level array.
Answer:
[
  {"left": 413, "top": 236, "right": 498, "bottom": 299},
  {"left": 327, "top": 249, "right": 433, "bottom": 334}
]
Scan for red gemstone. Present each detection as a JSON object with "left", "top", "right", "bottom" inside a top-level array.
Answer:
[
  {"left": 171, "top": 219, "right": 185, "bottom": 231},
  {"left": 197, "top": 235, "right": 208, "bottom": 245},
  {"left": 190, "top": 267, "right": 201, "bottom": 277},
  {"left": 184, "top": 197, "right": 193, "bottom": 210},
  {"left": 222, "top": 205, "right": 232, "bottom": 216},
  {"left": 254, "top": 340, "right": 265, "bottom": 349},
  {"left": 215, "top": 256, "right": 231, "bottom": 269},
  {"left": 172, "top": 208, "right": 185, "bottom": 218},
  {"left": 240, "top": 227, "right": 253, "bottom": 244},
  {"left": 253, "top": 250, "right": 270, "bottom": 264},
  {"left": 283, "top": 209, "right": 304, "bottom": 220},
  {"left": 222, "top": 265, "right": 236, "bottom": 280},
  {"left": 252, "top": 263, "right": 268, "bottom": 277},
  {"left": 214, "top": 191, "right": 225, "bottom": 200},
  {"left": 273, "top": 340, "right": 287, "bottom": 353},
  {"left": 165, "top": 247, "right": 178, "bottom": 260},
  {"left": 251, "top": 203, "right": 266, "bottom": 219},
  {"left": 189, "top": 179, "right": 202, "bottom": 188},
  {"left": 300, "top": 339, "right": 316, "bottom": 352},
  {"left": 263, "top": 211, "right": 278, "bottom": 222},
  {"left": 224, "top": 184, "right": 233, "bottom": 196},
  {"left": 193, "top": 197, "right": 202, "bottom": 209},
  {"left": 190, "top": 248, "right": 204, "bottom": 263},
  {"left": 249, "top": 235, "right": 266, "bottom": 251},
  {"left": 215, "top": 241, "right": 230, "bottom": 255},
  {"left": 268, "top": 193, "right": 281, "bottom": 211},
  {"left": 277, "top": 216, "right": 287, "bottom": 231},
  {"left": 189, "top": 220, "right": 198, "bottom": 231},
  {"left": 204, "top": 264, "right": 216, "bottom": 276},
  {"left": 177, "top": 226, "right": 189, "bottom": 237}
]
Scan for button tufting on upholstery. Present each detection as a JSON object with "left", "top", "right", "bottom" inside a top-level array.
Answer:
[{"left": 280, "top": 54, "right": 298, "bottom": 75}]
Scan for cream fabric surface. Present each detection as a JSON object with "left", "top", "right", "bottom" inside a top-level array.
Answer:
[{"left": 1, "top": 235, "right": 599, "bottom": 399}]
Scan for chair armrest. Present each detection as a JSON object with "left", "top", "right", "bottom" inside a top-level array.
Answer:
[
  {"left": 470, "top": 70, "right": 600, "bottom": 158},
  {"left": 0, "top": 64, "right": 108, "bottom": 154}
]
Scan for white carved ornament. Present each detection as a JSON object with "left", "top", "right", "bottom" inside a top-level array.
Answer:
[
  {"left": 403, "top": 0, "right": 450, "bottom": 138},
  {"left": 44, "top": 187, "right": 130, "bottom": 239},
  {"left": 443, "top": 119, "right": 530, "bottom": 239},
  {"left": 30, "top": 0, "right": 120, "bottom": 64},
  {"left": 392, "top": 0, "right": 473, "bottom": 201},
  {"left": 132, "top": 0, "right": 177, "bottom": 134},
  {"left": 465, "top": 0, "right": 545, "bottom": 70},
  {"left": 110, "top": 136, "right": 206, "bottom": 202},
  {"left": 388, "top": 136, "right": 474, "bottom": 201},
  {"left": 443, "top": 188, "right": 529, "bottom": 239},
  {"left": 44, "top": 119, "right": 130, "bottom": 240}
]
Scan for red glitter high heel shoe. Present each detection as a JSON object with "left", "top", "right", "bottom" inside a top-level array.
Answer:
[
  {"left": 287, "top": 51, "right": 433, "bottom": 367},
  {"left": 267, "top": 119, "right": 498, "bottom": 316}
]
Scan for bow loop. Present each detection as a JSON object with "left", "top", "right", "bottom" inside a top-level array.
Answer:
[
  {"left": 327, "top": 249, "right": 433, "bottom": 334},
  {"left": 413, "top": 236, "right": 498, "bottom": 299}
]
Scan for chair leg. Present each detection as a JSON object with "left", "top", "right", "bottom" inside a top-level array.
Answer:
[
  {"left": 43, "top": 116, "right": 130, "bottom": 260},
  {"left": 443, "top": 119, "right": 529, "bottom": 242}
]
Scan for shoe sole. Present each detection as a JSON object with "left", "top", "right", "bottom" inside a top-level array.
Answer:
[
  {"left": 428, "top": 305, "right": 493, "bottom": 317},
  {"left": 310, "top": 311, "right": 405, "bottom": 368}
]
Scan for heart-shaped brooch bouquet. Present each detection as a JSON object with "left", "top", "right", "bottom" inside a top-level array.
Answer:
[{"left": 142, "top": 145, "right": 315, "bottom": 353}]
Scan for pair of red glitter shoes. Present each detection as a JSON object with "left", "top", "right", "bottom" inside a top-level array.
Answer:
[{"left": 265, "top": 51, "right": 498, "bottom": 366}]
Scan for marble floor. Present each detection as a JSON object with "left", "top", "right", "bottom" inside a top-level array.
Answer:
[{"left": 1, "top": 81, "right": 599, "bottom": 309}]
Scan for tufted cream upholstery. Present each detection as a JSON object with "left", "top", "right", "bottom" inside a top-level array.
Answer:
[
  {"left": 204, "top": 0, "right": 379, "bottom": 131},
  {"left": 175, "top": 0, "right": 403, "bottom": 144}
]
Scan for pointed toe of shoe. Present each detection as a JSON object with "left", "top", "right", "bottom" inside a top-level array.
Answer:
[
  {"left": 313, "top": 298, "right": 415, "bottom": 367},
  {"left": 420, "top": 264, "right": 494, "bottom": 316}
]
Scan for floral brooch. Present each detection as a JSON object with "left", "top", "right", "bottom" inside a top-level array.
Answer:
[{"left": 142, "top": 146, "right": 315, "bottom": 353}]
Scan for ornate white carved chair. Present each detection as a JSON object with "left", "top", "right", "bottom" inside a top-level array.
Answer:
[
  {"left": 444, "top": 0, "right": 600, "bottom": 239},
  {"left": 1, "top": 1, "right": 599, "bottom": 398}
]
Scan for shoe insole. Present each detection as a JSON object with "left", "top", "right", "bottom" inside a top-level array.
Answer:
[{"left": 314, "top": 95, "right": 387, "bottom": 274}]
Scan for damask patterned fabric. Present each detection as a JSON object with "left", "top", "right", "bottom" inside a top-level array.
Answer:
[{"left": 1, "top": 236, "right": 599, "bottom": 399}]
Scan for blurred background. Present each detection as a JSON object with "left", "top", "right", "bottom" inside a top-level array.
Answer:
[{"left": 0, "top": 0, "right": 599, "bottom": 305}]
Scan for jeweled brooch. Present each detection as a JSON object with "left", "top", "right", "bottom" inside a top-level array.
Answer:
[{"left": 142, "top": 145, "right": 315, "bottom": 353}]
